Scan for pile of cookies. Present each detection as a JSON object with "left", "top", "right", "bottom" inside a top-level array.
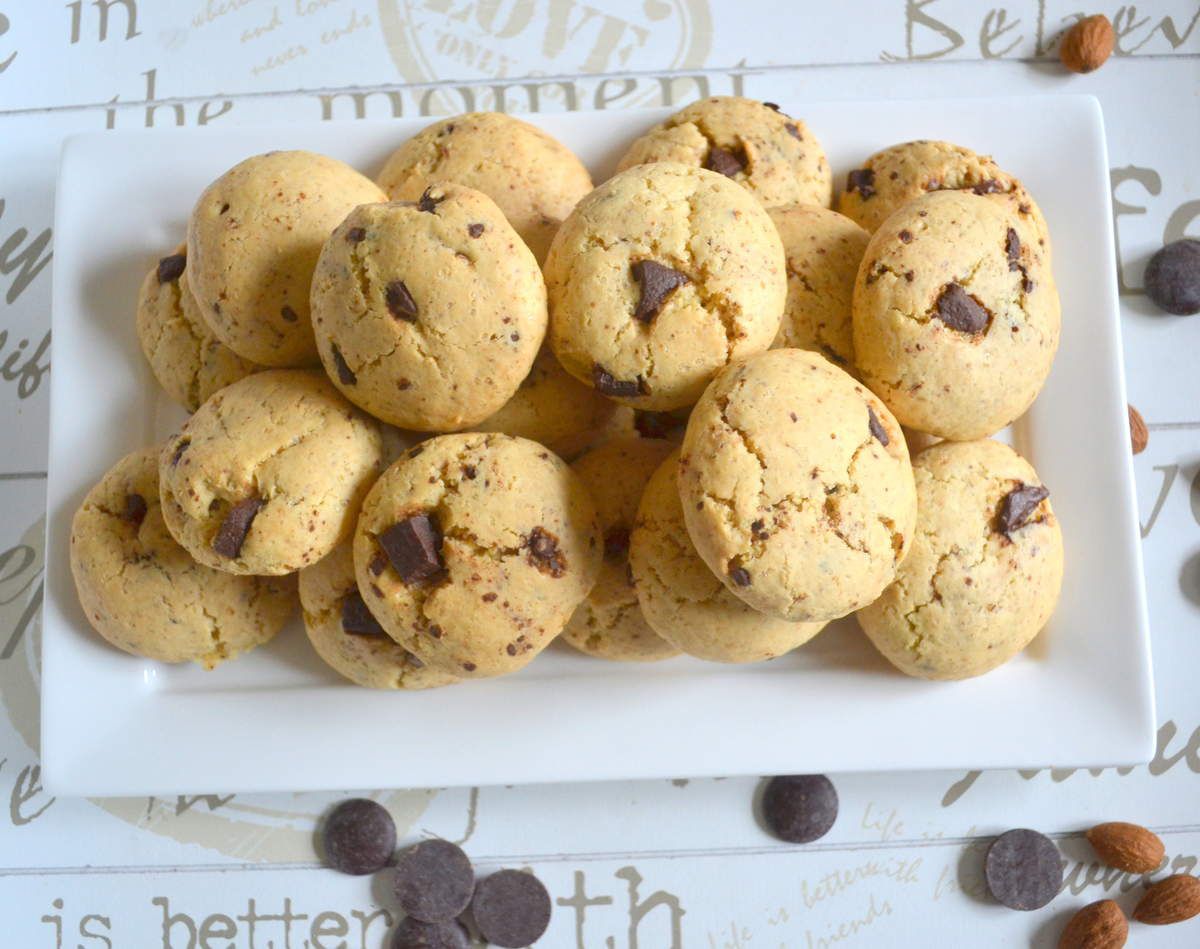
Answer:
[{"left": 71, "top": 95, "right": 1064, "bottom": 689}]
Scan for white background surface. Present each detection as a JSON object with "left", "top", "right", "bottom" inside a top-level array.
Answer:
[{"left": 1, "top": 1, "right": 1199, "bottom": 946}]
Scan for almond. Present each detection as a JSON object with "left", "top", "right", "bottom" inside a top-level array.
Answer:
[
  {"left": 1058, "top": 899, "right": 1128, "bottom": 949},
  {"left": 1133, "top": 874, "right": 1200, "bottom": 925},
  {"left": 1060, "top": 14, "right": 1116, "bottom": 74},
  {"left": 1086, "top": 821, "right": 1164, "bottom": 873},
  {"left": 1128, "top": 405, "right": 1148, "bottom": 455}
]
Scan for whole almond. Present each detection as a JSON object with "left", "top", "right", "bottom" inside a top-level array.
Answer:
[
  {"left": 1128, "top": 405, "right": 1148, "bottom": 454},
  {"left": 1087, "top": 821, "right": 1164, "bottom": 872},
  {"left": 1060, "top": 15, "right": 1116, "bottom": 73},
  {"left": 1133, "top": 874, "right": 1200, "bottom": 925},
  {"left": 1058, "top": 899, "right": 1128, "bottom": 949}
]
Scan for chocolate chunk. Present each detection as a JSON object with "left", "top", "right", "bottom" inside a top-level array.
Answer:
[
  {"left": 784, "top": 123, "right": 802, "bottom": 141},
  {"left": 1006, "top": 228, "right": 1022, "bottom": 271},
  {"left": 728, "top": 564, "right": 751, "bottom": 587},
  {"left": 526, "top": 527, "right": 566, "bottom": 577},
  {"left": 705, "top": 144, "right": 746, "bottom": 178},
  {"left": 211, "top": 497, "right": 264, "bottom": 559},
  {"left": 393, "top": 838, "right": 475, "bottom": 923},
  {"left": 467, "top": 223, "right": 484, "bottom": 238},
  {"left": 761, "top": 774, "right": 838, "bottom": 843},
  {"left": 170, "top": 439, "right": 190, "bottom": 466},
  {"left": 933, "top": 283, "right": 989, "bottom": 335},
  {"left": 386, "top": 280, "right": 419, "bottom": 322},
  {"left": 280, "top": 305, "right": 298, "bottom": 323},
  {"left": 984, "top": 828, "right": 1062, "bottom": 911},
  {"left": 995, "top": 483, "right": 1049, "bottom": 536},
  {"left": 867, "top": 407, "right": 889, "bottom": 446},
  {"left": 471, "top": 869, "right": 552, "bottom": 949},
  {"left": 592, "top": 364, "right": 641, "bottom": 398},
  {"left": 899, "top": 229, "right": 913, "bottom": 243},
  {"left": 972, "top": 179, "right": 1004, "bottom": 195},
  {"left": 122, "top": 493, "right": 148, "bottom": 527},
  {"left": 1145, "top": 238, "right": 1200, "bottom": 315},
  {"left": 156, "top": 253, "right": 186, "bottom": 284},
  {"left": 346, "top": 226, "right": 366, "bottom": 244},
  {"left": 330, "top": 344, "right": 357, "bottom": 385},
  {"left": 417, "top": 188, "right": 444, "bottom": 213},
  {"left": 369, "top": 552, "right": 388, "bottom": 576},
  {"left": 379, "top": 513, "right": 444, "bottom": 584},
  {"left": 389, "top": 916, "right": 470, "bottom": 949},
  {"left": 341, "top": 593, "right": 386, "bottom": 637},
  {"left": 321, "top": 798, "right": 396, "bottom": 876},
  {"left": 461, "top": 464, "right": 476, "bottom": 480},
  {"left": 633, "top": 410, "right": 678, "bottom": 439},
  {"left": 631, "top": 259, "right": 689, "bottom": 324},
  {"left": 604, "top": 527, "right": 630, "bottom": 559},
  {"left": 763, "top": 101, "right": 781, "bottom": 111},
  {"left": 846, "top": 168, "right": 875, "bottom": 199}
]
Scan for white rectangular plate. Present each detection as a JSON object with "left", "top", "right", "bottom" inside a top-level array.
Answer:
[{"left": 44, "top": 96, "right": 1154, "bottom": 796}]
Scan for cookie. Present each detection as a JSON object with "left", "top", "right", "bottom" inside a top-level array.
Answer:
[
  {"left": 561, "top": 437, "right": 679, "bottom": 662},
  {"left": 679, "top": 348, "right": 916, "bottom": 622},
  {"left": 856, "top": 439, "right": 1064, "bottom": 680},
  {"left": 159, "top": 370, "right": 384, "bottom": 576},
  {"left": 352, "top": 433, "right": 602, "bottom": 678},
  {"left": 311, "top": 185, "right": 546, "bottom": 431},
  {"left": 70, "top": 447, "right": 295, "bottom": 667},
  {"left": 187, "top": 150, "right": 387, "bottom": 367},
  {"left": 136, "top": 244, "right": 262, "bottom": 411},
  {"left": 616, "top": 96, "right": 832, "bottom": 209},
  {"left": 769, "top": 205, "right": 870, "bottom": 368},
  {"left": 376, "top": 113, "right": 593, "bottom": 262},
  {"left": 469, "top": 347, "right": 621, "bottom": 461},
  {"left": 298, "top": 543, "right": 457, "bottom": 689},
  {"left": 631, "top": 450, "right": 824, "bottom": 662},
  {"left": 545, "top": 162, "right": 786, "bottom": 411},
  {"left": 838, "top": 139, "right": 1051, "bottom": 258},
  {"left": 851, "top": 190, "right": 1061, "bottom": 440}
]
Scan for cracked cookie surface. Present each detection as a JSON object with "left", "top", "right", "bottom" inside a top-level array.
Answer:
[
  {"left": 159, "top": 370, "right": 384, "bottom": 576},
  {"left": 71, "top": 447, "right": 296, "bottom": 667},
  {"left": 136, "top": 243, "right": 262, "bottom": 412},
  {"left": 632, "top": 450, "right": 825, "bottom": 662},
  {"left": 299, "top": 543, "right": 458, "bottom": 689},
  {"left": 679, "top": 348, "right": 916, "bottom": 622},
  {"left": 837, "top": 139, "right": 1051, "bottom": 260},
  {"left": 769, "top": 206, "right": 870, "bottom": 368},
  {"left": 852, "top": 190, "right": 1060, "bottom": 441},
  {"left": 376, "top": 113, "right": 593, "bottom": 263},
  {"left": 856, "top": 439, "right": 1063, "bottom": 680},
  {"left": 545, "top": 162, "right": 786, "bottom": 411},
  {"left": 561, "top": 437, "right": 679, "bottom": 662},
  {"left": 353, "top": 433, "right": 602, "bottom": 679},
  {"left": 617, "top": 96, "right": 832, "bottom": 209},
  {"left": 311, "top": 185, "right": 547, "bottom": 432},
  {"left": 187, "top": 150, "right": 386, "bottom": 367}
]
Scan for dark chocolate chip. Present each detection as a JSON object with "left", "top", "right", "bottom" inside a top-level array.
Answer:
[
  {"left": 633, "top": 410, "right": 678, "bottom": 439},
  {"left": 346, "top": 226, "right": 366, "bottom": 243},
  {"left": 393, "top": 838, "right": 475, "bottom": 923},
  {"left": 933, "top": 283, "right": 990, "bottom": 335},
  {"left": 426, "top": 624, "right": 443, "bottom": 639},
  {"left": 1145, "top": 238, "right": 1200, "bottom": 315},
  {"left": 728, "top": 564, "right": 751, "bottom": 587},
  {"left": 631, "top": 259, "right": 689, "bottom": 324},
  {"left": 750, "top": 519, "right": 768, "bottom": 540},
  {"left": 219, "top": 202, "right": 230, "bottom": 215},
  {"left": 387, "top": 280, "right": 419, "bottom": 322},
  {"left": 984, "top": 828, "right": 1062, "bottom": 911},
  {"left": 784, "top": 122, "right": 802, "bottom": 141},
  {"left": 592, "top": 364, "right": 641, "bottom": 399},
  {"left": 418, "top": 188, "right": 444, "bottom": 213},
  {"left": 170, "top": 439, "right": 190, "bottom": 466},
  {"left": 1006, "top": 228, "right": 1022, "bottom": 271},
  {"left": 389, "top": 916, "right": 470, "bottom": 949},
  {"left": 379, "top": 513, "right": 444, "bottom": 584},
  {"left": 763, "top": 101, "right": 781, "bottom": 111},
  {"left": 899, "top": 229, "right": 913, "bottom": 244},
  {"left": 369, "top": 552, "right": 388, "bottom": 576},
  {"left": 462, "top": 661, "right": 476, "bottom": 671},
  {"left": 122, "top": 493, "right": 148, "bottom": 527},
  {"left": 341, "top": 592, "right": 386, "bottom": 637},
  {"left": 526, "top": 526, "right": 566, "bottom": 577},
  {"left": 330, "top": 344, "right": 357, "bottom": 385},
  {"left": 156, "top": 253, "right": 186, "bottom": 284},
  {"left": 482, "top": 592, "right": 498, "bottom": 603},
  {"left": 867, "top": 407, "right": 889, "bottom": 446},
  {"left": 461, "top": 464, "right": 477, "bottom": 480},
  {"left": 761, "top": 774, "right": 838, "bottom": 844},
  {"left": 995, "top": 483, "right": 1049, "bottom": 536},
  {"left": 211, "top": 496, "right": 264, "bottom": 559},
  {"left": 705, "top": 143, "right": 746, "bottom": 178},
  {"left": 280, "top": 305, "right": 298, "bottom": 322},
  {"left": 467, "top": 223, "right": 484, "bottom": 238},
  {"left": 846, "top": 168, "right": 875, "bottom": 199},
  {"left": 471, "top": 869, "right": 552, "bottom": 949},
  {"left": 604, "top": 527, "right": 630, "bottom": 559},
  {"left": 972, "top": 179, "right": 1004, "bottom": 195},
  {"left": 321, "top": 798, "right": 396, "bottom": 876}
]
